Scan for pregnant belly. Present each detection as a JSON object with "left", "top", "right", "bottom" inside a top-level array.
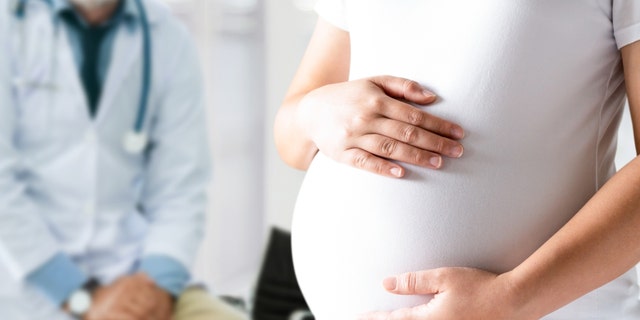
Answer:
[{"left": 292, "top": 151, "right": 592, "bottom": 320}]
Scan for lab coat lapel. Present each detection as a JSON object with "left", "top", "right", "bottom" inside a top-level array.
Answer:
[{"left": 96, "top": 25, "right": 142, "bottom": 124}]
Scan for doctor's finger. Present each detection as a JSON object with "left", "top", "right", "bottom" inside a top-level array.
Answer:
[
  {"left": 148, "top": 293, "right": 173, "bottom": 320},
  {"left": 146, "top": 309, "right": 166, "bottom": 320},
  {"left": 371, "top": 118, "right": 464, "bottom": 158},
  {"left": 340, "top": 148, "right": 406, "bottom": 178},
  {"left": 150, "top": 303, "right": 173, "bottom": 320},
  {"left": 356, "top": 134, "right": 443, "bottom": 169},
  {"left": 120, "top": 300, "right": 154, "bottom": 320},
  {"left": 368, "top": 76, "right": 438, "bottom": 106},
  {"left": 91, "top": 311, "right": 138, "bottom": 320},
  {"left": 114, "top": 291, "right": 156, "bottom": 319},
  {"left": 377, "top": 97, "right": 465, "bottom": 140}
]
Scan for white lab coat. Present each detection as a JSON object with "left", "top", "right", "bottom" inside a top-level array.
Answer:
[{"left": 0, "top": 0, "right": 209, "bottom": 318}]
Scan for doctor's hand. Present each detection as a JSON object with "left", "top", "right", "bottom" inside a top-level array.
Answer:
[
  {"left": 85, "top": 273, "right": 174, "bottom": 320},
  {"left": 357, "top": 268, "right": 530, "bottom": 320},
  {"left": 297, "top": 75, "right": 465, "bottom": 178}
]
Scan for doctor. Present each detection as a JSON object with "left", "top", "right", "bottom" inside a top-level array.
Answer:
[{"left": 0, "top": 0, "right": 244, "bottom": 319}]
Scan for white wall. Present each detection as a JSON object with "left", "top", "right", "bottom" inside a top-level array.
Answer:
[
  {"left": 166, "top": 0, "right": 269, "bottom": 298},
  {"left": 164, "top": 0, "right": 318, "bottom": 300},
  {"left": 263, "top": 0, "right": 316, "bottom": 232}
]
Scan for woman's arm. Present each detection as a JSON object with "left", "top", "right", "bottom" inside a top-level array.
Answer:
[
  {"left": 274, "top": 19, "right": 466, "bottom": 177},
  {"left": 506, "top": 39, "right": 640, "bottom": 319},
  {"left": 360, "top": 40, "right": 640, "bottom": 320},
  {"left": 274, "top": 18, "right": 351, "bottom": 170}
]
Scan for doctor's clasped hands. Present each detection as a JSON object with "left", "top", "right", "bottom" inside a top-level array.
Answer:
[{"left": 77, "top": 274, "right": 173, "bottom": 320}]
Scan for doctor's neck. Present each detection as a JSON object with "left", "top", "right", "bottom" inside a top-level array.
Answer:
[{"left": 71, "top": 0, "right": 121, "bottom": 26}]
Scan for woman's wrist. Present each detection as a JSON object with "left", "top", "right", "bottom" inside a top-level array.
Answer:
[
  {"left": 498, "top": 270, "right": 544, "bottom": 320},
  {"left": 295, "top": 92, "right": 321, "bottom": 159}
]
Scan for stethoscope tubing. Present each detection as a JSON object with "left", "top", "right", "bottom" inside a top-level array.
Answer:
[{"left": 132, "top": 0, "right": 150, "bottom": 133}]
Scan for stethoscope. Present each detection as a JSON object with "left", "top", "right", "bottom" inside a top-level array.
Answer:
[{"left": 12, "top": 0, "right": 151, "bottom": 154}]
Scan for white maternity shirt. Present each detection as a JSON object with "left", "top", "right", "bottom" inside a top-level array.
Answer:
[{"left": 292, "top": 1, "right": 640, "bottom": 319}]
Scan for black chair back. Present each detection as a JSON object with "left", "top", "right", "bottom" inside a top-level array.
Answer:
[{"left": 252, "top": 227, "right": 314, "bottom": 320}]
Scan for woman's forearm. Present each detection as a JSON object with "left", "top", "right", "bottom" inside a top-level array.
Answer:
[
  {"left": 274, "top": 94, "right": 319, "bottom": 170},
  {"left": 274, "top": 18, "right": 350, "bottom": 171},
  {"left": 508, "top": 155, "right": 640, "bottom": 318},
  {"left": 509, "top": 41, "right": 640, "bottom": 318}
]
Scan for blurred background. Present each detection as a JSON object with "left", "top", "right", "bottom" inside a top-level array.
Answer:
[
  {"left": 161, "top": 0, "right": 638, "bottom": 308},
  {"left": 161, "top": 0, "right": 315, "bottom": 304}
]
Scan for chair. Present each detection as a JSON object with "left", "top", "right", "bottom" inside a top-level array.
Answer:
[{"left": 251, "top": 227, "right": 315, "bottom": 320}]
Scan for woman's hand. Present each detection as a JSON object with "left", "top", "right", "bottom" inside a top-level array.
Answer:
[
  {"left": 298, "top": 75, "right": 465, "bottom": 178},
  {"left": 275, "top": 20, "right": 464, "bottom": 176},
  {"left": 358, "top": 268, "right": 528, "bottom": 320}
]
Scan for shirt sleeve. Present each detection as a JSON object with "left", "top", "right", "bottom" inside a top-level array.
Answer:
[
  {"left": 612, "top": 0, "right": 640, "bottom": 49},
  {"left": 26, "top": 254, "right": 87, "bottom": 306},
  {"left": 315, "top": 0, "right": 349, "bottom": 31},
  {"left": 138, "top": 255, "right": 190, "bottom": 296}
]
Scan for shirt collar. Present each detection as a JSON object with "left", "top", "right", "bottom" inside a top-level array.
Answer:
[{"left": 49, "top": 0, "right": 139, "bottom": 28}]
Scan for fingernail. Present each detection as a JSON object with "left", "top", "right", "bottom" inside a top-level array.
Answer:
[
  {"left": 449, "top": 145, "right": 464, "bottom": 158},
  {"left": 451, "top": 127, "right": 465, "bottom": 139},
  {"left": 383, "top": 277, "right": 397, "bottom": 291},
  {"left": 390, "top": 167, "right": 403, "bottom": 177},
  {"left": 430, "top": 156, "right": 442, "bottom": 168},
  {"left": 422, "top": 90, "right": 436, "bottom": 98}
]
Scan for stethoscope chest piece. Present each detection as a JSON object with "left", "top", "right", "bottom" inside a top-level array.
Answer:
[{"left": 123, "top": 130, "right": 148, "bottom": 154}]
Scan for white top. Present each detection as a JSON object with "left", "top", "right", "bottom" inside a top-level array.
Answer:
[{"left": 292, "top": 1, "right": 640, "bottom": 319}]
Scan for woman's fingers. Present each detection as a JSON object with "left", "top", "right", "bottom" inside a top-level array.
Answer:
[
  {"left": 358, "top": 304, "right": 432, "bottom": 320},
  {"left": 356, "top": 134, "right": 444, "bottom": 169},
  {"left": 301, "top": 75, "right": 466, "bottom": 177},
  {"left": 341, "top": 148, "right": 406, "bottom": 178},
  {"left": 369, "top": 76, "right": 438, "bottom": 106},
  {"left": 376, "top": 97, "right": 465, "bottom": 140},
  {"left": 339, "top": 131, "right": 451, "bottom": 178},
  {"left": 371, "top": 117, "right": 464, "bottom": 159},
  {"left": 383, "top": 270, "right": 445, "bottom": 295}
]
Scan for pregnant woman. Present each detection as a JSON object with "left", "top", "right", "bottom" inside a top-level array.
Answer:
[{"left": 274, "top": 1, "right": 640, "bottom": 319}]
